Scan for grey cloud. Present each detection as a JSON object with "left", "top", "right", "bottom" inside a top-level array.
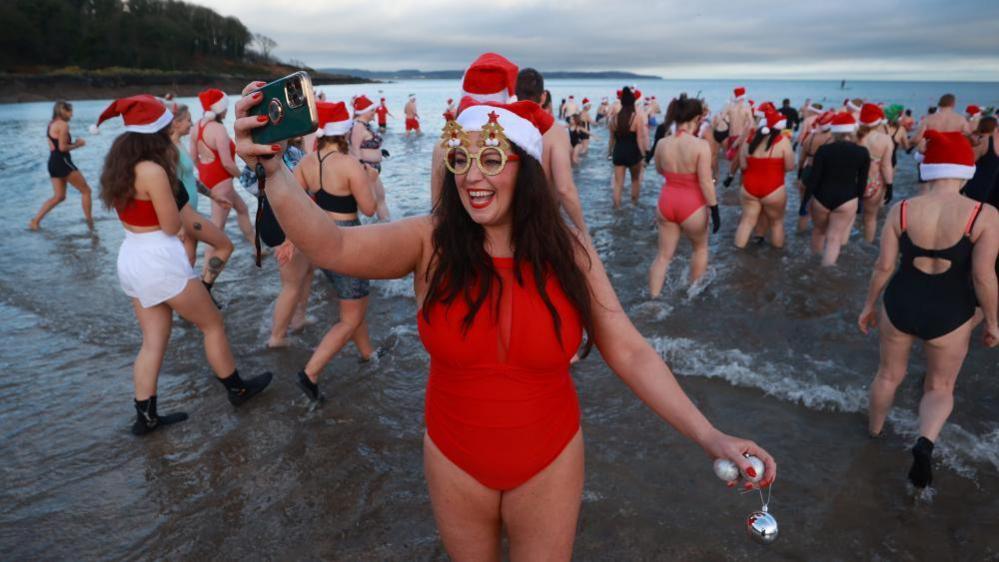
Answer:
[{"left": 206, "top": 0, "right": 999, "bottom": 79}]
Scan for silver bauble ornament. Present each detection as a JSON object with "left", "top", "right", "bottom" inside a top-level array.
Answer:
[
  {"left": 746, "top": 509, "right": 779, "bottom": 545},
  {"left": 741, "top": 455, "right": 765, "bottom": 483},
  {"left": 713, "top": 459, "right": 739, "bottom": 482}
]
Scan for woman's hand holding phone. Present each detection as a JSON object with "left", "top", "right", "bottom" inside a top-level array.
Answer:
[{"left": 234, "top": 82, "right": 285, "bottom": 177}]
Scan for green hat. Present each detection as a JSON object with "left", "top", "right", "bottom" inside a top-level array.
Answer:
[{"left": 884, "top": 104, "right": 904, "bottom": 123}]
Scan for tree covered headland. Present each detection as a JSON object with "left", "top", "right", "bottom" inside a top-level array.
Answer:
[{"left": 1, "top": 0, "right": 266, "bottom": 72}]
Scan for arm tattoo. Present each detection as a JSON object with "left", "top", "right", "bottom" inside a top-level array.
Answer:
[{"left": 196, "top": 181, "right": 212, "bottom": 197}]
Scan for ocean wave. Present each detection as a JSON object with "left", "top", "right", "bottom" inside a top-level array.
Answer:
[{"left": 650, "top": 335, "right": 999, "bottom": 480}]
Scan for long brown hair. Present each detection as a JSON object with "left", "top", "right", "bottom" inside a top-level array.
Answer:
[
  {"left": 615, "top": 87, "right": 636, "bottom": 138},
  {"left": 99, "top": 129, "right": 179, "bottom": 210},
  {"left": 424, "top": 142, "right": 595, "bottom": 357}
]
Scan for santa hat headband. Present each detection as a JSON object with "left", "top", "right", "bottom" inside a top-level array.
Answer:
[
  {"left": 454, "top": 98, "right": 549, "bottom": 161},
  {"left": 198, "top": 88, "right": 228, "bottom": 120},
  {"left": 315, "top": 101, "right": 352, "bottom": 137},
  {"left": 859, "top": 103, "right": 885, "bottom": 127},
  {"left": 920, "top": 131, "right": 976, "bottom": 181},
  {"left": 733, "top": 86, "right": 746, "bottom": 100},
  {"left": 829, "top": 111, "right": 858, "bottom": 134},
  {"left": 461, "top": 52, "right": 519, "bottom": 104},
  {"left": 93, "top": 94, "right": 173, "bottom": 134},
  {"left": 966, "top": 104, "right": 982, "bottom": 117},
  {"left": 353, "top": 95, "right": 375, "bottom": 115}
]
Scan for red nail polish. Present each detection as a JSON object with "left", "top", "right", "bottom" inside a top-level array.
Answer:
[
  {"left": 271, "top": 144, "right": 281, "bottom": 151},
  {"left": 257, "top": 115, "right": 268, "bottom": 123},
  {"left": 746, "top": 467, "right": 757, "bottom": 478},
  {"left": 253, "top": 92, "right": 263, "bottom": 99},
  {"left": 726, "top": 481, "right": 736, "bottom": 488},
  {"left": 744, "top": 482, "right": 753, "bottom": 490}
]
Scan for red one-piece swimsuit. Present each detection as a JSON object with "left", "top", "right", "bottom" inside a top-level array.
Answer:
[
  {"left": 196, "top": 121, "right": 235, "bottom": 189},
  {"left": 418, "top": 257, "right": 584, "bottom": 491}
]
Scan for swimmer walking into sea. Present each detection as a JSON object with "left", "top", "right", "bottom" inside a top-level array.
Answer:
[
  {"left": 859, "top": 130, "right": 998, "bottom": 489},
  {"left": 30, "top": 100, "right": 94, "bottom": 231},
  {"left": 648, "top": 95, "right": 720, "bottom": 296}
]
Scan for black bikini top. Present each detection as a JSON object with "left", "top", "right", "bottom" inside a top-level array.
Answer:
[{"left": 313, "top": 150, "right": 358, "bottom": 214}]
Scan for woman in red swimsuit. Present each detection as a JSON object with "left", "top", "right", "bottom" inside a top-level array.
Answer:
[
  {"left": 735, "top": 109, "right": 795, "bottom": 248},
  {"left": 236, "top": 81, "right": 776, "bottom": 559},
  {"left": 648, "top": 95, "right": 719, "bottom": 296},
  {"left": 192, "top": 89, "right": 256, "bottom": 257},
  {"left": 94, "top": 95, "right": 272, "bottom": 436}
]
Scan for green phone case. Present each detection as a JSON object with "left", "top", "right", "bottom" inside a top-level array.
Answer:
[{"left": 249, "top": 71, "right": 319, "bottom": 145}]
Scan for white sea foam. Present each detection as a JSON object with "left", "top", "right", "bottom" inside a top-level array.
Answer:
[
  {"left": 375, "top": 277, "right": 416, "bottom": 298},
  {"left": 650, "top": 335, "right": 999, "bottom": 480}
]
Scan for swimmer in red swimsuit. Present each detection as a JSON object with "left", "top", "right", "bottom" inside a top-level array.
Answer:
[
  {"left": 404, "top": 94, "right": 420, "bottom": 134},
  {"left": 237, "top": 82, "right": 777, "bottom": 559},
  {"left": 735, "top": 109, "right": 795, "bottom": 248},
  {"left": 649, "top": 95, "right": 719, "bottom": 296},
  {"left": 193, "top": 88, "right": 257, "bottom": 260}
]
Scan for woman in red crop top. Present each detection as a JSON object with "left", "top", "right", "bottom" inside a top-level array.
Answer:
[
  {"left": 192, "top": 89, "right": 256, "bottom": 263},
  {"left": 236, "top": 86, "right": 776, "bottom": 559},
  {"left": 735, "top": 110, "right": 795, "bottom": 249},
  {"left": 95, "top": 95, "right": 272, "bottom": 437}
]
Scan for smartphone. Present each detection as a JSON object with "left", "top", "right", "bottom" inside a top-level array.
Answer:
[{"left": 249, "top": 71, "right": 318, "bottom": 145}]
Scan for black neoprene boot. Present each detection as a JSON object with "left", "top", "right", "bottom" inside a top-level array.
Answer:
[
  {"left": 219, "top": 369, "right": 273, "bottom": 407},
  {"left": 908, "top": 436, "right": 934, "bottom": 488},
  {"left": 131, "top": 396, "right": 189, "bottom": 436},
  {"left": 296, "top": 370, "right": 323, "bottom": 402}
]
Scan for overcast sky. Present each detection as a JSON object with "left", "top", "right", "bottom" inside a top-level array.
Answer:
[{"left": 198, "top": 0, "right": 999, "bottom": 81}]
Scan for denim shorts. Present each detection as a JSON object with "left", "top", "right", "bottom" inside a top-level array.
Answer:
[{"left": 321, "top": 219, "right": 369, "bottom": 300}]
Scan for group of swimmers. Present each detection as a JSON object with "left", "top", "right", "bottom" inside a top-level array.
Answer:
[{"left": 30, "top": 51, "right": 998, "bottom": 558}]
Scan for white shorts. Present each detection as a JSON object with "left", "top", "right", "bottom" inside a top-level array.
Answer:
[{"left": 117, "top": 230, "right": 197, "bottom": 308}]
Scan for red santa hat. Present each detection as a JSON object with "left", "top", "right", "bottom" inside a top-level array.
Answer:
[
  {"left": 733, "top": 86, "right": 746, "bottom": 100},
  {"left": 582, "top": 98, "right": 590, "bottom": 105},
  {"left": 198, "top": 88, "right": 228, "bottom": 120},
  {"left": 353, "top": 95, "right": 376, "bottom": 116},
  {"left": 920, "top": 130, "right": 976, "bottom": 181},
  {"left": 455, "top": 97, "right": 553, "bottom": 161},
  {"left": 859, "top": 103, "right": 885, "bottom": 127},
  {"left": 461, "top": 53, "right": 519, "bottom": 104},
  {"left": 759, "top": 109, "right": 787, "bottom": 135},
  {"left": 817, "top": 111, "right": 836, "bottom": 131},
  {"left": 380, "top": 97, "right": 386, "bottom": 102},
  {"left": 633, "top": 89, "right": 642, "bottom": 101},
  {"left": 754, "top": 101, "right": 776, "bottom": 117},
  {"left": 829, "top": 111, "right": 857, "bottom": 134},
  {"left": 92, "top": 94, "right": 173, "bottom": 134},
  {"left": 966, "top": 104, "right": 982, "bottom": 117},
  {"left": 315, "top": 101, "right": 352, "bottom": 137}
]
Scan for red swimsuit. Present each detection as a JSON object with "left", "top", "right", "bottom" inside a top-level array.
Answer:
[
  {"left": 196, "top": 122, "right": 235, "bottom": 189},
  {"left": 743, "top": 139, "right": 787, "bottom": 199},
  {"left": 418, "top": 257, "right": 583, "bottom": 491}
]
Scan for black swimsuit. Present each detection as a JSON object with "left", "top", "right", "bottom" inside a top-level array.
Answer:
[
  {"left": 612, "top": 115, "right": 643, "bottom": 167},
  {"left": 47, "top": 124, "right": 78, "bottom": 178},
  {"left": 805, "top": 141, "right": 870, "bottom": 210},
  {"left": 883, "top": 200, "right": 984, "bottom": 340},
  {"left": 313, "top": 151, "right": 359, "bottom": 214},
  {"left": 963, "top": 136, "right": 999, "bottom": 204}
]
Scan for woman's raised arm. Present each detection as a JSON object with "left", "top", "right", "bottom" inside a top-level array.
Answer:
[{"left": 234, "top": 84, "right": 427, "bottom": 280}]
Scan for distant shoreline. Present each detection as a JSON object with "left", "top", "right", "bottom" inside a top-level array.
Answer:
[{"left": 0, "top": 68, "right": 375, "bottom": 104}]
